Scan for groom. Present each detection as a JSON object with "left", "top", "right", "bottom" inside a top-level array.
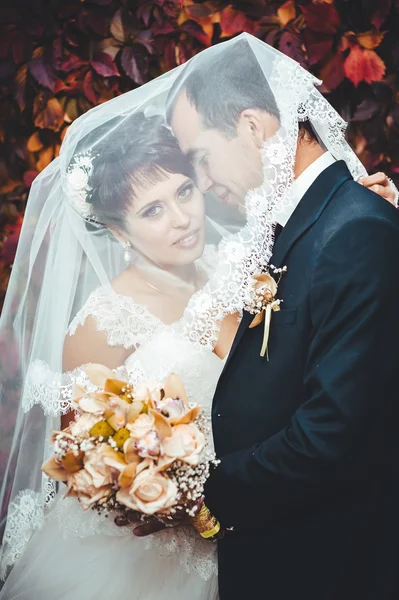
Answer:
[{"left": 166, "top": 38, "right": 399, "bottom": 599}]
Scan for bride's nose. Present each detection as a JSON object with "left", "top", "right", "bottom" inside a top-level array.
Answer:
[{"left": 170, "top": 204, "right": 191, "bottom": 229}]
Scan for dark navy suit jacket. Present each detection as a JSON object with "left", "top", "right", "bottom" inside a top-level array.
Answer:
[{"left": 205, "top": 161, "right": 399, "bottom": 600}]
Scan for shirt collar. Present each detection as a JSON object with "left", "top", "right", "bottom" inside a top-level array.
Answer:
[{"left": 274, "top": 151, "right": 336, "bottom": 227}]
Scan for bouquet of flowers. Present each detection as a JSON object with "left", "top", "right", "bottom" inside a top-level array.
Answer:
[{"left": 42, "top": 364, "right": 216, "bottom": 528}]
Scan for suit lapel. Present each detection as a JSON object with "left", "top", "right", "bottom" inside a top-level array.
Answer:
[
  {"left": 220, "top": 160, "right": 353, "bottom": 380},
  {"left": 271, "top": 160, "right": 352, "bottom": 268}
]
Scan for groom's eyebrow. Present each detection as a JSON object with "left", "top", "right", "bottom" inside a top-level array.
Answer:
[{"left": 186, "top": 149, "right": 202, "bottom": 163}]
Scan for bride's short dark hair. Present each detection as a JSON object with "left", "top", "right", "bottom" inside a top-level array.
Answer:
[{"left": 84, "top": 112, "right": 195, "bottom": 232}]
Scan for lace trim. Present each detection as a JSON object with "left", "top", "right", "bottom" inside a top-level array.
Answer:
[
  {"left": 144, "top": 526, "right": 217, "bottom": 581},
  {"left": 21, "top": 360, "right": 99, "bottom": 416},
  {"left": 0, "top": 490, "right": 44, "bottom": 580},
  {"left": 67, "top": 284, "right": 164, "bottom": 350}
]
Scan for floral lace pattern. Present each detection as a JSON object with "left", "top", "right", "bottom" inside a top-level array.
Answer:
[
  {"left": 0, "top": 491, "right": 44, "bottom": 580},
  {"left": 22, "top": 360, "right": 99, "bottom": 416},
  {"left": 68, "top": 284, "right": 164, "bottom": 350}
]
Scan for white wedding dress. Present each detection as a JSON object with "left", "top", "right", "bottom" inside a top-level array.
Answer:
[{"left": 0, "top": 257, "right": 224, "bottom": 599}]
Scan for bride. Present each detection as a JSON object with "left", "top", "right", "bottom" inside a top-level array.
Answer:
[{"left": 0, "top": 34, "right": 397, "bottom": 599}]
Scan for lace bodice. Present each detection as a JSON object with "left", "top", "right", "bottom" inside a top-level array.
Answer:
[
  {"left": 15, "top": 271, "right": 225, "bottom": 581},
  {"left": 67, "top": 284, "right": 164, "bottom": 350}
]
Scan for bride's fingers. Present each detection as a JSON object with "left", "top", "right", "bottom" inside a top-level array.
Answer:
[
  {"left": 359, "top": 172, "right": 388, "bottom": 187},
  {"left": 359, "top": 173, "right": 396, "bottom": 205},
  {"left": 133, "top": 519, "right": 167, "bottom": 537}
]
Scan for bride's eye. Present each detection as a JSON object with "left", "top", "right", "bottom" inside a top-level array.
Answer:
[
  {"left": 178, "top": 183, "right": 194, "bottom": 201},
  {"left": 142, "top": 204, "right": 163, "bottom": 218}
]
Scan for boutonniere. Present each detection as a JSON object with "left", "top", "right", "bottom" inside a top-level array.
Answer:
[{"left": 247, "top": 265, "right": 287, "bottom": 359}]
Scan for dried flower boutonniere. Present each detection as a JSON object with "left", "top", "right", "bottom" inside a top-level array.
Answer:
[{"left": 247, "top": 265, "right": 287, "bottom": 359}]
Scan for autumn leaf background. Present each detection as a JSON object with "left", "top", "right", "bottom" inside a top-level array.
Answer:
[
  {"left": 0, "top": 0, "right": 398, "bottom": 552},
  {"left": 0, "top": 0, "right": 398, "bottom": 310}
]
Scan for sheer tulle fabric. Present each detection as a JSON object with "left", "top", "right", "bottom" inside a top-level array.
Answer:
[{"left": 0, "top": 33, "right": 369, "bottom": 595}]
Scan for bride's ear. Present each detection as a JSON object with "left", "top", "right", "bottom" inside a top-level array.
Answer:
[{"left": 108, "top": 227, "right": 126, "bottom": 245}]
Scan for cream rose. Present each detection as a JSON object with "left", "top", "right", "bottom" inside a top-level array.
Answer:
[
  {"left": 84, "top": 443, "right": 125, "bottom": 489},
  {"left": 127, "top": 413, "right": 155, "bottom": 440},
  {"left": 162, "top": 423, "right": 205, "bottom": 466},
  {"left": 67, "top": 468, "right": 112, "bottom": 510},
  {"left": 116, "top": 467, "right": 177, "bottom": 515}
]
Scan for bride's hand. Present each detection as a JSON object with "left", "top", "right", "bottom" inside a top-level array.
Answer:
[{"left": 359, "top": 172, "right": 398, "bottom": 206}]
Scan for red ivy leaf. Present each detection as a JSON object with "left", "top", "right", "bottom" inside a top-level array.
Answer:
[
  {"left": 1, "top": 232, "right": 19, "bottom": 267},
  {"left": 344, "top": 45, "right": 386, "bottom": 87},
  {"left": 55, "top": 51, "right": 86, "bottom": 73},
  {"left": 0, "top": 30, "right": 15, "bottom": 59},
  {"left": 83, "top": 70, "right": 99, "bottom": 104},
  {"left": 34, "top": 97, "right": 64, "bottom": 131},
  {"left": 91, "top": 52, "right": 120, "bottom": 77},
  {"left": 182, "top": 20, "right": 211, "bottom": 44},
  {"left": 319, "top": 51, "right": 345, "bottom": 91},
  {"left": 121, "top": 47, "right": 145, "bottom": 84},
  {"left": 14, "top": 64, "right": 27, "bottom": 111},
  {"left": 137, "top": 4, "right": 153, "bottom": 27},
  {"left": 300, "top": 3, "right": 340, "bottom": 35},
  {"left": 86, "top": 11, "right": 110, "bottom": 36},
  {"left": 23, "top": 170, "right": 39, "bottom": 188},
  {"left": 372, "top": 0, "right": 392, "bottom": 30},
  {"left": 303, "top": 30, "right": 333, "bottom": 66},
  {"left": 220, "top": 6, "right": 255, "bottom": 37},
  {"left": 136, "top": 30, "right": 154, "bottom": 55},
  {"left": 152, "top": 21, "right": 175, "bottom": 36},
  {"left": 29, "top": 57, "right": 58, "bottom": 92},
  {"left": 12, "top": 31, "right": 33, "bottom": 65},
  {"left": 279, "top": 31, "right": 307, "bottom": 69},
  {"left": 351, "top": 97, "right": 380, "bottom": 122}
]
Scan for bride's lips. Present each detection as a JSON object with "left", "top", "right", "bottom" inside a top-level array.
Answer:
[{"left": 173, "top": 229, "right": 200, "bottom": 249}]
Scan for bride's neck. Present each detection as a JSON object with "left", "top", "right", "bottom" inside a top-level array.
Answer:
[{"left": 133, "top": 255, "right": 199, "bottom": 288}]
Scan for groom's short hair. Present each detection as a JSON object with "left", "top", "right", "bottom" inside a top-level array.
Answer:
[
  {"left": 166, "top": 39, "right": 280, "bottom": 137},
  {"left": 166, "top": 38, "right": 318, "bottom": 142}
]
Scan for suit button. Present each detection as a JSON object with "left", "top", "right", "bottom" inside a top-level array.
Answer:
[{"left": 217, "top": 413, "right": 221, "bottom": 417}]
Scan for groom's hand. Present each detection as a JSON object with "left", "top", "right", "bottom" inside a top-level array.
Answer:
[
  {"left": 132, "top": 507, "right": 194, "bottom": 537},
  {"left": 133, "top": 517, "right": 167, "bottom": 537},
  {"left": 359, "top": 172, "right": 397, "bottom": 206}
]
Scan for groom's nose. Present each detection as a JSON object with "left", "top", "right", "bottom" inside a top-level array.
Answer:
[{"left": 195, "top": 167, "right": 213, "bottom": 194}]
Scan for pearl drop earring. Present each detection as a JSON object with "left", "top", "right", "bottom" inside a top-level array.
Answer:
[{"left": 122, "top": 241, "right": 132, "bottom": 263}]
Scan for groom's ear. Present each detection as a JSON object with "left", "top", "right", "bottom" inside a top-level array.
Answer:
[{"left": 238, "top": 109, "right": 279, "bottom": 149}]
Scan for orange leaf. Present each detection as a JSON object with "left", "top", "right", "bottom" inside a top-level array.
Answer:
[
  {"left": 34, "top": 97, "right": 64, "bottom": 131},
  {"left": 278, "top": 1, "right": 296, "bottom": 26},
  {"left": 356, "top": 30, "right": 385, "bottom": 50},
  {"left": 344, "top": 45, "right": 386, "bottom": 87},
  {"left": 36, "top": 147, "right": 54, "bottom": 172},
  {"left": 249, "top": 312, "right": 264, "bottom": 328},
  {"left": 27, "top": 132, "right": 43, "bottom": 152},
  {"left": 220, "top": 6, "right": 255, "bottom": 38}
]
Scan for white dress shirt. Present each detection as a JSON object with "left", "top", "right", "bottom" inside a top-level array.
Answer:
[{"left": 274, "top": 151, "right": 336, "bottom": 227}]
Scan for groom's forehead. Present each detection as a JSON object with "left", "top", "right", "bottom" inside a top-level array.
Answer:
[{"left": 170, "top": 92, "right": 203, "bottom": 155}]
